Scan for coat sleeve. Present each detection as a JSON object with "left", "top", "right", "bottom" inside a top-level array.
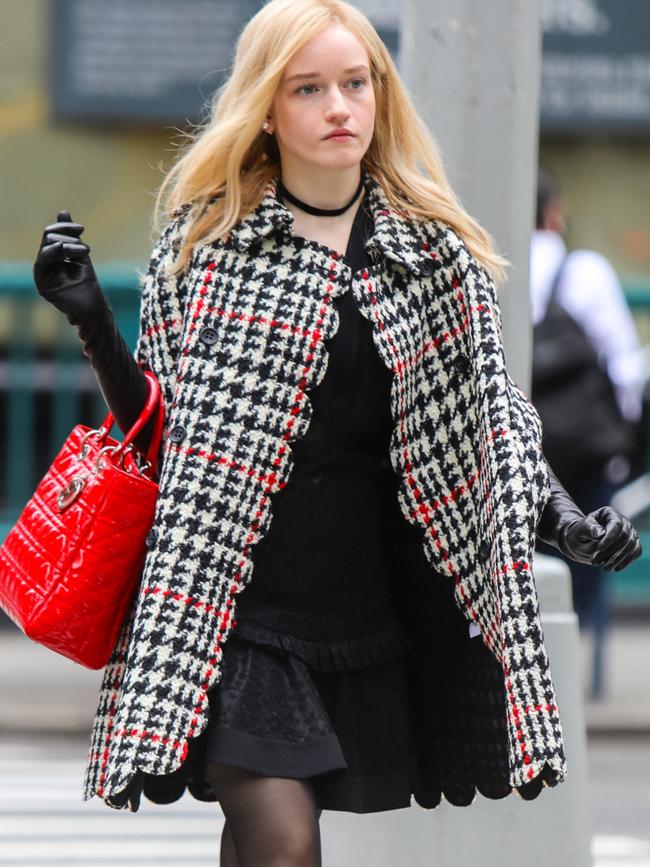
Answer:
[
  {"left": 463, "top": 254, "right": 566, "bottom": 792},
  {"left": 461, "top": 247, "right": 553, "bottom": 525},
  {"left": 133, "top": 205, "right": 192, "bottom": 411}
]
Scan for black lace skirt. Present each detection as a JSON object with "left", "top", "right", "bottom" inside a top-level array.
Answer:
[
  {"left": 111, "top": 584, "right": 517, "bottom": 813},
  {"left": 203, "top": 628, "right": 419, "bottom": 814}
]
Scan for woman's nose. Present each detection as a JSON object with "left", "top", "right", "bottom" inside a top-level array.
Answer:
[{"left": 324, "top": 86, "right": 350, "bottom": 119}]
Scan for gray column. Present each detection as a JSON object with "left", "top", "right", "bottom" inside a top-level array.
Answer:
[{"left": 399, "top": 0, "right": 541, "bottom": 393}]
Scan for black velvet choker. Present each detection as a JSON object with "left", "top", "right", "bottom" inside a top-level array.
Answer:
[{"left": 278, "top": 176, "right": 364, "bottom": 217}]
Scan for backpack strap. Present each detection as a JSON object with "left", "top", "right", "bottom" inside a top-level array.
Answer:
[{"left": 547, "top": 252, "right": 569, "bottom": 308}]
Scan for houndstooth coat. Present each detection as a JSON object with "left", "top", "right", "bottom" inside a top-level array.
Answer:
[{"left": 82, "top": 170, "right": 567, "bottom": 810}]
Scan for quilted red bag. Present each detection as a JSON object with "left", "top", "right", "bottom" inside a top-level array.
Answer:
[{"left": 0, "top": 370, "right": 164, "bottom": 669}]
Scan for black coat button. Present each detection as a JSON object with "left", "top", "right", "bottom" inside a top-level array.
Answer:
[
  {"left": 453, "top": 354, "right": 471, "bottom": 374},
  {"left": 169, "top": 424, "right": 186, "bottom": 443},
  {"left": 419, "top": 258, "right": 435, "bottom": 275},
  {"left": 199, "top": 325, "right": 218, "bottom": 346},
  {"left": 145, "top": 528, "right": 157, "bottom": 549},
  {"left": 478, "top": 539, "right": 490, "bottom": 562}
]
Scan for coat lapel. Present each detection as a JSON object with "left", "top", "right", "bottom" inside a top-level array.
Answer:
[{"left": 228, "top": 171, "right": 436, "bottom": 277}]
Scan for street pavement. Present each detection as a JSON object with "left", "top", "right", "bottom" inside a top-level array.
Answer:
[
  {"left": 578, "top": 617, "right": 650, "bottom": 734},
  {"left": 0, "top": 733, "right": 648, "bottom": 866},
  {"left": 1, "top": 616, "right": 649, "bottom": 866},
  {"left": 0, "top": 734, "right": 223, "bottom": 866}
]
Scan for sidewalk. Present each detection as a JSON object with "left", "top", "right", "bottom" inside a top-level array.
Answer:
[
  {"left": 0, "top": 625, "right": 103, "bottom": 735},
  {"left": 579, "top": 617, "right": 650, "bottom": 736},
  {"left": 0, "top": 617, "right": 649, "bottom": 737}
]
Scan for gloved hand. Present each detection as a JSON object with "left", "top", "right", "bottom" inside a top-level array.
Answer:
[
  {"left": 33, "top": 210, "right": 108, "bottom": 326},
  {"left": 536, "top": 457, "right": 642, "bottom": 572},
  {"left": 33, "top": 210, "right": 154, "bottom": 455}
]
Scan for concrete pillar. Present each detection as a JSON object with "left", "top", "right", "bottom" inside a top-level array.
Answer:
[
  {"left": 321, "top": 1, "right": 593, "bottom": 864},
  {"left": 399, "top": 0, "right": 541, "bottom": 392}
]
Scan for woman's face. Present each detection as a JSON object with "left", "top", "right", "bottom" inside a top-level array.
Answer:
[{"left": 268, "top": 25, "right": 376, "bottom": 174}]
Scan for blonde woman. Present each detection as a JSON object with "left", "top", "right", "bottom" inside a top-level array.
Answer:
[{"left": 34, "top": 0, "right": 640, "bottom": 863}]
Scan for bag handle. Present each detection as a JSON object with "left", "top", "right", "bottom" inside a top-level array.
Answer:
[
  {"left": 98, "top": 370, "right": 164, "bottom": 466},
  {"left": 143, "top": 373, "right": 165, "bottom": 468}
]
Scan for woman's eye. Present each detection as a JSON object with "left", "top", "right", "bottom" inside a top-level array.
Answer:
[{"left": 296, "top": 78, "right": 366, "bottom": 95}]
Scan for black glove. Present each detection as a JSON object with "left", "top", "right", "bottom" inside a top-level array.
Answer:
[
  {"left": 33, "top": 210, "right": 107, "bottom": 326},
  {"left": 536, "top": 456, "right": 642, "bottom": 572},
  {"left": 33, "top": 210, "right": 155, "bottom": 455}
]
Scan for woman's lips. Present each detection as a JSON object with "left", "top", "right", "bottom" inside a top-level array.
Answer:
[{"left": 325, "top": 134, "right": 354, "bottom": 141}]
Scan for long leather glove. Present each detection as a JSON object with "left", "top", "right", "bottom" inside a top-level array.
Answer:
[
  {"left": 536, "top": 454, "right": 642, "bottom": 572},
  {"left": 33, "top": 210, "right": 155, "bottom": 455}
]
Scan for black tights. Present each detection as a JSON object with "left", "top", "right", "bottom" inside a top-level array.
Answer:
[{"left": 206, "top": 763, "right": 324, "bottom": 867}]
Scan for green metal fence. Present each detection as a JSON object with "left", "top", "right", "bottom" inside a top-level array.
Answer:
[
  {"left": 0, "top": 265, "right": 649, "bottom": 609},
  {"left": 0, "top": 263, "right": 142, "bottom": 540}
]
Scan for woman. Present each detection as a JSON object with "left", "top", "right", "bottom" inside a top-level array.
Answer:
[{"left": 33, "top": 0, "right": 640, "bottom": 863}]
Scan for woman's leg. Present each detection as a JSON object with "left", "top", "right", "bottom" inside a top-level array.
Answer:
[
  {"left": 207, "top": 762, "right": 322, "bottom": 867},
  {"left": 220, "top": 809, "right": 325, "bottom": 867},
  {"left": 220, "top": 818, "right": 239, "bottom": 867}
]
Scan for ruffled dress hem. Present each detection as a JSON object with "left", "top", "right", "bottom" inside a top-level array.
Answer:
[
  {"left": 312, "top": 769, "right": 415, "bottom": 814},
  {"left": 205, "top": 726, "right": 347, "bottom": 778},
  {"left": 233, "top": 618, "right": 414, "bottom": 672}
]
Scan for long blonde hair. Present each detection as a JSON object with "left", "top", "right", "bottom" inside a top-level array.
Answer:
[{"left": 156, "top": 0, "right": 509, "bottom": 284}]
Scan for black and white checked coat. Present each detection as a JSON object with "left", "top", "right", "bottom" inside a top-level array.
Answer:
[{"left": 83, "top": 171, "right": 567, "bottom": 809}]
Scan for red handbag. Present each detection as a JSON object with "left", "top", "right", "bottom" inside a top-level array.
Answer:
[{"left": 0, "top": 370, "right": 164, "bottom": 670}]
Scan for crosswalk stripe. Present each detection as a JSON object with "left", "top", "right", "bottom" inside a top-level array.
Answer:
[
  {"left": 0, "top": 817, "right": 219, "bottom": 836},
  {"left": 0, "top": 753, "right": 222, "bottom": 865},
  {"left": 0, "top": 840, "right": 219, "bottom": 860},
  {"left": 592, "top": 834, "right": 650, "bottom": 866}
]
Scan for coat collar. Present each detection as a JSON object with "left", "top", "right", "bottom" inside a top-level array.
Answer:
[{"left": 227, "top": 171, "right": 438, "bottom": 276}]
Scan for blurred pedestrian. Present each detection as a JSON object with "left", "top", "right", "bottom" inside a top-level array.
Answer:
[
  {"left": 531, "top": 166, "right": 645, "bottom": 700},
  {"left": 32, "top": 3, "right": 640, "bottom": 862}
]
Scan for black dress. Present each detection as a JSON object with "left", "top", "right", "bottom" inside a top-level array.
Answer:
[{"left": 202, "top": 195, "right": 422, "bottom": 813}]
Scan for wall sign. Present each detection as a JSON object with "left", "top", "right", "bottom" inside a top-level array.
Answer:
[
  {"left": 541, "top": 0, "right": 650, "bottom": 132},
  {"left": 50, "top": 0, "right": 397, "bottom": 125}
]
